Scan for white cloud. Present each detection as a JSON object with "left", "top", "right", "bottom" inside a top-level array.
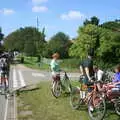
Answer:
[
  {"left": 60, "top": 10, "right": 85, "bottom": 20},
  {"left": 0, "top": 8, "right": 15, "bottom": 15},
  {"left": 32, "top": 0, "right": 48, "bottom": 4},
  {"left": 32, "top": 6, "right": 48, "bottom": 12}
]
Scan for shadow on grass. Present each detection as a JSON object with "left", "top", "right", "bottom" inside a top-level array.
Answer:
[
  {"left": 16, "top": 86, "right": 41, "bottom": 96},
  {"left": 103, "top": 102, "right": 120, "bottom": 120}
]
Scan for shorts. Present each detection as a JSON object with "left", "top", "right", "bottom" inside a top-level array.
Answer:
[{"left": 52, "top": 74, "right": 60, "bottom": 82}]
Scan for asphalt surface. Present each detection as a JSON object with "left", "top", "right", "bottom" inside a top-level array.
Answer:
[{"left": 0, "top": 64, "right": 80, "bottom": 120}]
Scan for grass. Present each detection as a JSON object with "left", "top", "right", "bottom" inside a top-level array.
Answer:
[
  {"left": 17, "top": 81, "right": 89, "bottom": 120},
  {"left": 18, "top": 56, "right": 50, "bottom": 71},
  {"left": 17, "top": 81, "right": 120, "bottom": 120}
]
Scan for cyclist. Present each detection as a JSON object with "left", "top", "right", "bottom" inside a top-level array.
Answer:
[
  {"left": 50, "top": 53, "right": 61, "bottom": 83},
  {"left": 80, "top": 52, "right": 94, "bottom": 86},
  {"left": 112, "top": 64, "right": 120, "bottom": 83},
  {"left": 93, "top": 65, "right": 104, "bottom": 91},
  {"left": 0, "top": 53, "right": 9, "bottom": 89}
]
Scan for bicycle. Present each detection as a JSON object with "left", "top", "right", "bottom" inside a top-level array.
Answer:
[
  {"left": 88, "top": 77, "right": 120, "bottom": 120},
  {"left": 51, "top": 72, "right": 72, "bottom": 98},
  {"left": 0, "top": 56, "right": 10, "bottom": 99},
  {"left": 70, "top": 76, "right": 106, "bottom": 120},
  {"left": 0, "top": 70, "right": 9, "bottom": 99}
]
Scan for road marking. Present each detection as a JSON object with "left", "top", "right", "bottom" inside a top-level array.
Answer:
[
  {"left": 4, "top": 98, "right": 8, "bottom": 120},
  {"left": 13, "top": 68, "right": 18, "bottom": 88},
  {"left": 32, "top": 73, "right": 45, "bottom": 77},
  {"left": 18, "top": 70, "right": 26, "bottom": 87}
]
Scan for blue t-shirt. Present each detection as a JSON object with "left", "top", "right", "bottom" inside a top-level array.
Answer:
[{"left": 113, "top": 72, "right": 120, "bottom": 82}]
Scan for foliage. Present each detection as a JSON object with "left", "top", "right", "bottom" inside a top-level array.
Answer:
[
  {"left": 4, "top": 27, "right": 46, "bottom": 56},
  {"left": 101, "top": 21, "right": 120, "bottom": 32},
  {"left": 44, "top": 32, "right": 72, "bottom": 58},
  {"left": 84, "top": 16, "right": 100, "bottom": 26},
  {"left": 69, "top": 24, "right": 100, "bottom": 58}
]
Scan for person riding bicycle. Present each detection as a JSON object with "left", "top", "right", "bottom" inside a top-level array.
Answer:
[
  {"left": 112, "top": 64, "right": 120, "bottom": 83},
  {"left": 93, "top": 65, "right": 104, "bottom": 91},
  {"left": 80, "top": 52, "right": 94, "bottom": 87},
  {"left": 50, "top": 53, "right": 61, "bottom": 82},
  {"left": 0, "top": 53, "right": 9, "bottom": 87},
  {"left": 98, "top": 64, "right": 120, "bottom": 92}
]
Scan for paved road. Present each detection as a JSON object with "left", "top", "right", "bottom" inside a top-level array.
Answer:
[{"left": 0, "top": 64, "right": 80, "bottom": 120}]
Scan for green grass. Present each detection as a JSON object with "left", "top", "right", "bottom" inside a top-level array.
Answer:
[
  {"left": 17, "top": 81, "right": 120, "bottom": 120},
  {"left": 18, "top": 81, "right": 89, "bottom": 120},
  {"left": 21, "top": 56, "right": 50, "bottom": 71}
]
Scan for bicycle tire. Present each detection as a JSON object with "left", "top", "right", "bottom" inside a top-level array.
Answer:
[
  {"left": 88, "top": 94, "right": 106, "bottom": 120},
  {"left": 114, "top": 99, "right": 120, "bottom": 116},
  {"left": 51, "top": 81, "right": 62, "bottom": 98},
  {"left": 70, "top": 87, "right": 81, "bottom": 109}
]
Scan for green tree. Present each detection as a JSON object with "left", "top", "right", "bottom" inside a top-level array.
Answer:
[
  {"left": 97, "top": 28, "right": 120, "bottom": 63},
  {"left": 44, "top": 32, "right": 72, "bottom": 58},
  {"left": 84, "top": 16, "right": 99, "bottom": 26},
  {"left": 4, "top": 27, "right": 46, "bottom": 56},
  {"left": 69, "top": 24, "right": 100, "bottom": 58},
  {"left": 101, "top": 21, "right": 120, "bottom": 32}
]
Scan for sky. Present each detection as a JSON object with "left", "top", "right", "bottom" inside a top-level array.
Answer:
[{"left": 0, "top": 0, "right": 120, "bottom": 39}]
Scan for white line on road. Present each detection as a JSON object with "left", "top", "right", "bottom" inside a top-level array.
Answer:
[
  {"left": 18, "top": 70, "right": 26, "bottom": 87},
  {"left": 4, "top": 98, "right": 8, "bottom": 120},
  {"left": 13, "top": 68, "right": 18, "bottom": 88},
  {"left": 32, "top": 72, "right": 45, "bottom": 77}
]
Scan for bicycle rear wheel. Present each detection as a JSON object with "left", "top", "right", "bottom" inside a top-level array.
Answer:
[
  {"left": 114, "top": 98, "right": 120, "bottom": 116},
  {"left": 88, "top": 94, "right": 106, "bottom": 120}
]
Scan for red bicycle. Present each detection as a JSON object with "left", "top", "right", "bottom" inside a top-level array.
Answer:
[{"left": 88, "top": 82, "right": 120, "bottom": 120}]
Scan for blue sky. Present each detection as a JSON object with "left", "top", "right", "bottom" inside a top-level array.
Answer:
[{"left": 0, "top": 0, "right": 120, "bottom": 39}]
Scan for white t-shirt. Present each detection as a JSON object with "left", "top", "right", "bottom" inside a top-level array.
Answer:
[{"left": 95, "top": 69, "right": 104, "bottom": 81}]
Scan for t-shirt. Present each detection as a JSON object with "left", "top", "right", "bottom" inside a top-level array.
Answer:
[
  {"left": 81, "top": 58, "right": 94, "bottom": 77},
  {"left": 50, "top": 59, "right": 60, "bottom": 75},
  {"left": 113, "top": 72, "right": 120, "bottom": 82},
  {"left": 95, "top": 69, "right": 104, "bottom": 81}
]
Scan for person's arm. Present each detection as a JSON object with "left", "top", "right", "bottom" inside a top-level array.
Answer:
[{"left": 80, "top": 65, "right": 84, "bottom": 75}]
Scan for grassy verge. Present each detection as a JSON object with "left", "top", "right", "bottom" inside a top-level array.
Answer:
[
  {"left": 17, "top": 81, "right": 120, "bottom": 120},
  {"left": 17, "top": 81, "right": 89, "bottom": 120}
]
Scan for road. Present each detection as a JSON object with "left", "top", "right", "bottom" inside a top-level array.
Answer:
[{"left": 0, "top": 64, "right": 80, "bottom": 120}]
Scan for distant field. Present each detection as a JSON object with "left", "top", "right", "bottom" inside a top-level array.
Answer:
[
  {"left": 17, "top": 56, "right": 80, "bottom": 72},
  {"left": 17, "top": 81, "right": 120, "bottom": 120}
]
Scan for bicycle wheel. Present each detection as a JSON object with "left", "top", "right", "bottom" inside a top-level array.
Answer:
[
  {"left": 62, "top": 77, "right": 72, "bottom": 93},
  {"left": 70, "top": 87, "right": 81, "bottom": 109},
  {"left": 51, "top": 81, "right": 62, "bottom": 98},
  {"left": 88, "top": 94, "right": 106, "bottom": 120},
  {"left": 114, "top": 98, "right": 120, "bottom": 116}
]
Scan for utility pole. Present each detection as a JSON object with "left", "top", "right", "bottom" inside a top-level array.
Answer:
[{"left": 37, "top": 17, "right": 39, "bottom": 31}]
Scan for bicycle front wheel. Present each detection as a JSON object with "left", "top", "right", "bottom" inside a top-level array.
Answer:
[
  {"left": 51, "top": 81, "right": 62, "bottom": 98},
  {"left": 88, "top": 94, "right": 106, "bottom": 120},
  {"left": 70, "top": 87, "right": 81, "bottom": 109}
]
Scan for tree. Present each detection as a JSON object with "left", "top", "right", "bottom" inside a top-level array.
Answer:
[
  {"left": 4, "top": 27, "right": 46, "bottom": 56},
  {"left": 0, "top": 27, "right": 5, "bottom": 53},
  {"left": 101, "top": 21, "right": 120, "bottom": 32},
  {"left": 44, "top": 32, "right": 72, "bottom": 58},
  {"left": 69, "top": 24, "right": 100, "bottom": 58},
  {"left": 84, "top": 16, "right": 99, "bottom": 26},
  {"left": 97, "top": 28, "right": 120, "bottom": 63}
]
